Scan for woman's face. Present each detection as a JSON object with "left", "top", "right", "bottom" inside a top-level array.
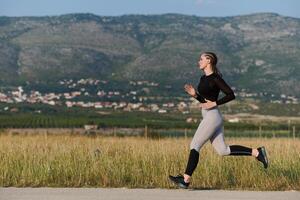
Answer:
[{"left": 198, "top": 54, "right": 210, "bottom": 70}]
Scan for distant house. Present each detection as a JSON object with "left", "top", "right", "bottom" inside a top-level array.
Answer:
[
  {"left": 177, "top": 102, "right": 187, "bottom": 111},
  {"left": 94, "top": 102, "right": 103, "bottom": 109},
  {"left": 228, "top": 118, "right": 240, "bottom": 123},
  {"left": 150, "top": 104, "right": 159, "bottom": 112},
  {"left": 47, "top": 100, "right": 56, "bottom": 106},
  {"left": 186, "top": 117, "right": 197, "bottom": 123},
  {"left": 65, "top": 101, "right": 73, "bottom": 107},
  {"left": 84, "top": 124, "right": 98, "bottom": 130},
  {"left": 158, "top": 109, "right": 167, "bottom": 113},
  {"left": 84, "top": 124, "right": 98, "bottom": 136},
  {"left": 10, "top": 107, "right": 19, "bottom": 112}
]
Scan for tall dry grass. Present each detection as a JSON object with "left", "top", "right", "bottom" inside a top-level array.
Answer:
[{"left": 0, "top": 134, "right": 299, "bottom": 190}]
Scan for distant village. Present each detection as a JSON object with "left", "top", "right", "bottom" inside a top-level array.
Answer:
[{"left": 0, "top": 78, "right": 298, "bottom": 115}]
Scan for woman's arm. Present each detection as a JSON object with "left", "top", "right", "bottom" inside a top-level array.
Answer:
[
  {"left": 184, "top": 84, "right": 206, "bottom": 103},
  {"left": 213, "top": 76, "right": 235, "bottom": 105},
  {"left": 194, "top": 92, "right": 206, "bottom": 103}
]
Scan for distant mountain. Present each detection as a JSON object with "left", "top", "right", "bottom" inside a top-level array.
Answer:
[{"left": 0, "top": 13, "right": 299, "bottom": 97}]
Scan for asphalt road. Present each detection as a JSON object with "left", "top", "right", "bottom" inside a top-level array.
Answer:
[{"left": 0, "top": 188, "right": 299, "bottom": 200}]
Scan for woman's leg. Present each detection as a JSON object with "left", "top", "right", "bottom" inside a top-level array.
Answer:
[
  {"left": 169, "top": 109, "right": 222, "bottom": 188},
  {"left": 184, "top": 109, "right": 222, "bottom": 180},
  {"left": 210, "top": 127, "right": 268, "bottom": 168},
  {"left": 169, "top": 115, "right": 219, "bottom": 188},
  {"left": 209, "top": 126, "right": 230, "bottom": 155},
  {"left": 210, "top": 127, "right": 252, "bottom": 156}
]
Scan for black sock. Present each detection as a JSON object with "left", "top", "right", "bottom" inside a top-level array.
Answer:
[
  {"left": 229, "top": 145, "right": 252, "bottom": 156},
  {"left": 184, "top": 149, "right": 199, "bottom": 176}
]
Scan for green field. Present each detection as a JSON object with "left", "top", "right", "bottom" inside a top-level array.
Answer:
[
  {"left": 0, "top": 134, "right": 299, "bottom": 190},
  {"left": 0, "top": 103, "right": 299, "bottom": 135}
]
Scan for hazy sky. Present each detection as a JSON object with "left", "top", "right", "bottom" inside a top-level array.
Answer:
[{"left": 1, "top": 0, "right": 299, "bottom": 18}]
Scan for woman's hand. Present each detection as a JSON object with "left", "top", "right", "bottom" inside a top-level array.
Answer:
[
  {"left": 184, "top": 84, "right": 197, "bottom": 97},
  {"left": 200, "top": 99, "right": 217, "bottom": 109}
]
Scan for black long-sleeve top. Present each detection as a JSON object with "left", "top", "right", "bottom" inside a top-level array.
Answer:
[{"left": 194, "top": 73, "right": 235, "bottom": 105}]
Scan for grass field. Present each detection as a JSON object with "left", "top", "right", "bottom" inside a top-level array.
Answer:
[{"left": 0, "top": 134, "right": 299, "bottom": 190}]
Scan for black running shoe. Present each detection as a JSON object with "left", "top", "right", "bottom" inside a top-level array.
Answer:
[
  {"left": 169, "top": 174, "right": 190, "bottom": 189},
  {"left": 256, "top": 146, "right": 268, "bottom": 169}
]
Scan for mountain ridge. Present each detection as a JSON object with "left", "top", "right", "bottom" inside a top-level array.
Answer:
[{"left": 0, "top": 12, "right": 299, "bottom": 97}]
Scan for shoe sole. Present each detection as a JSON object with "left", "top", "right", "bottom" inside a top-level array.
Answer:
[
  {"left": 168, "top": 176, "right": 188, "bottom": 189},
  {"left": 178, "top": 183, "right": 188, "bottom": 189},
  {"left": 261, "top": 146, "right": 269, "bottom": 169}
]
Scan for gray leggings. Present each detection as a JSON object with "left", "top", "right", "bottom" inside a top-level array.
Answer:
[{"left": 190, "top": 107, "right": 231, "bottom": 156}]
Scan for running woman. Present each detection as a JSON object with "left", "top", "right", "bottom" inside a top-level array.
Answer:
[{"left": 169, "top": 52, "right": 268, "bottom": 189}]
